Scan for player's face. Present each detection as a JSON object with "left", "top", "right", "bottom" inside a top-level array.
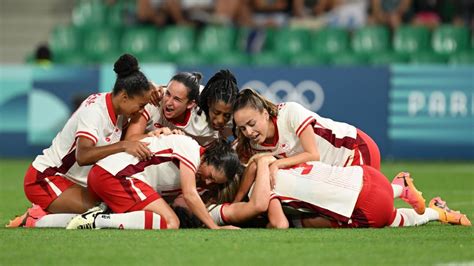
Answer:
[
  {"left": 197, "top": 163, "right": 227, "bottom": 185},
  {"left": 233, "top": 106, "right": 269, "bottom": 145},
  {"left": 120, "top": 90, "right": 151, "bottom": 118},
  {"left": 208, "top": 100, "right": 232, "bottom": 130},
  {"left": 161, "top": 80, "right": 195, "bottom": 120}
]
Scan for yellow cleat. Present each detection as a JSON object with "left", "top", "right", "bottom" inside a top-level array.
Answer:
[{"left": 429, "top": 197, "right": 471, "bottom": 226}]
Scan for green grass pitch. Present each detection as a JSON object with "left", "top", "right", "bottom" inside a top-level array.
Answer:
[{"left": 1, "top": 159, "right": 473, "bottom": 265}]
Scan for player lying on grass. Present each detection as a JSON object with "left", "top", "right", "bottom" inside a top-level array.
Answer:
[
  {"left": 208, "top": 155, "right": 471, "bottom": 228},
  {"left": 7, "top": 134, "right": 241, "bottom": 230}
]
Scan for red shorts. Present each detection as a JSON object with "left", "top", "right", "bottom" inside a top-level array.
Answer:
[
  {"left": 87, "top": 165, "right": 161, "bottom": 213},
  {"left": 353, "top": 129, "right": 381, "bottom": 170},
  {"left": 332, "top": 166, "right": 394, "bottom": 228},
  {"left": 23, "top": 165, "right": 75, "bottom": 210}
]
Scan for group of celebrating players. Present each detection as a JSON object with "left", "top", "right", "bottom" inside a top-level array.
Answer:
[{"left": 7, "top": 53, "right": 471, "bottom": 230}]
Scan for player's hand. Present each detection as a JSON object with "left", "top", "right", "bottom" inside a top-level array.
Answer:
[
  {"left": 269, "top": 161, "right": 279, "bottom": 189},
  {"left": 150, "top": 82, "right": 165, "bottom": 106},
  {"left": 218, "top": 225, "right": 240, "bottom": 230},
  {"left": 122, "top": 140, "right": 152, "bottom": 161}
]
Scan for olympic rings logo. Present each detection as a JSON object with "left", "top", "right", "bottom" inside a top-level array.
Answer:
[{"left": 241, "top": 80, "right": 325, "bottom": 111}]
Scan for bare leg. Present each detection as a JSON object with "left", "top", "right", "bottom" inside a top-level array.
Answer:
[
  {"left": 143, "top": 198, "right": 180, "bottom": 229},
  {"left": 47, "top": 184, "right": 98, "bottom": 213}
]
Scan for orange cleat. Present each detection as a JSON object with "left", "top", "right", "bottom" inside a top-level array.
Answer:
[
  {"left": 429, "top": 197, "right": 471, "bottom": 226},
  {"left": 5, "top": 204, "right": 47, "bottom": 228},
  {"left": 392, "top": 172, "right": 426, "bottom": 214}
]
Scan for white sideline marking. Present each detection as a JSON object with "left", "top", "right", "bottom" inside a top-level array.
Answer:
[{"left": 435, "top": 261, "right": 474, "bottom": 266}]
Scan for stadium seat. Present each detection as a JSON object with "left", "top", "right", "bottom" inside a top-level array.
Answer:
[
  {"left": 213, "top": 52, "right": 249, "bottom": 66},
  {"left": 393, "top": 26, "right": 431, "bottom": 56},
  {"left": 157, "top": 26, "right": 195, "bottom": 61},
  {"left": 83, "top": 27, "right": 120, "bottom": 62},
  {"left": 312, "top": 27, "right": 350, "bottom": 57},
  {"left": 72, "top": 0, "right": 107, "bottom": 27},
  {"left": 197, "top": 26, "right": 236, "bottom": 58},
  {"left": 329, "top": 52, "right": 367, "bottom": 65},
  {"left": 289, "top": 52, "right": 328, "bottom": 66},
  {"left": 251, "top": 51, "right": 287, "bottom": 66},
  {"left": 352, "top": 26, "right": 390, "bottom": 55},
  {"left": 448, "top": 51, "right": 474, "bottom": 65},
  {"left": 273, "top": 28, "right": 310, "bottom": 57},
  {"left": 49, "top": 25, "right": 82, "bottom": 60},
  {"left": 369, "top": 52, "right": 409, "bottom": 65},
  {"left": 432, "top": 25, "right": 470, "bottom": 56},
  {"left": 175, "top": 52, "right": 207, "bottom": 66},
  {"left": 121, "top": 27, "right": 157, "bottom": 58},
  {"left": 410, "top": 52, "right": 446, "bottom": 64}
]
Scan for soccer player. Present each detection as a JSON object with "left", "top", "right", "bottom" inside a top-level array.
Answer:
[
  {"left": 125, "top": 72, "right": 220, "bottom": 147},
  {"left": 65, "top": 134, "right": 241, "bottom": 230},
  {"left": 210, "top": 156, "right": 471, "bottom": 228},
  {"left": 6, "top": 54, "right": 153, "bottom": 228},
  {"left": 232, "top": 88, "right": 385, "bottom": 202},
  {"left": 197, "top": 69, "right": 240, "bottom": 140}
]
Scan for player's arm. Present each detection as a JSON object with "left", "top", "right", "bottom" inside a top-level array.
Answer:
[
  {"left": 223, "top": 156, "right": 273, "bottom": 222},
  {"left": 269, "top": 125, "right": 319, "bottom": 179},
  {"left": 124, "top": 113, "right": 149, "bottom": 141},
  {"left": 267, "top": 198, "right": 289, "bottom": 229},
  {"left": 180, "top": 163, "right": 236, "bottom": 229},
  {"left": 76, "top": 137, "right": 151, "bottom": 165},
  {"left": 233, "top": 161, "right": 257, "bottom": 202}
]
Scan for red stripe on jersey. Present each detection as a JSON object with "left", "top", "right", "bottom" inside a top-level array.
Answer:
[
  {"left": 39, "top": 150, "right": 78, "bottom": 181},
  {"left": 144, "top": 211, "right": 153, "bottom": 229},
  {"left": 76, "top": 131, "right": 98, "bottom": 144},
  {"left": 261, "top": 116, "right": 279, "bottom": 147},
  {"left": 296, "top": 117, "right": 316, "bottom": 137},
  {"left": 153, "top": 149, "right": 173, "bottom": 155},
  {"left": 106, "top": 93, "right": 117, "bottom": 126},
  {"left": 168, "top": 108, "right": 191, "bottom": 127},
  {"left": 220, "top": 203, "right": 231, "bottom": 224},
  {"left": 312, "top": 126, "right": 356, "bottom": 150},
  {"left": 174, "top": 153, "right": 197, "bottom": 173},
  {"left": 142, "top": 109, "right": 150, "bottom": 121},
  {"left": 115, "top": 156, "right": 179, "bottom": 178}
]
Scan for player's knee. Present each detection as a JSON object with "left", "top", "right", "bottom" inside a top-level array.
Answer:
[
  {"left": 268, "top": 219, "right": 289, "bottom": 229},
  {"left": 165, "top": 214, "right": 180, "bottom": 229}
]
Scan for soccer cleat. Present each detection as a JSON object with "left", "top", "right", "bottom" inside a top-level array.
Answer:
[
  {"left": 66, "top": 206, "right": 104, "bottom": 230},
  {"left": 392, "top": 172, "right": 426, "bottom": 214},
  {"left": 5, "top": 204, "right": 47, "bottom": 228},
  {"left": 429, "top": 197, "right": 471, "bottom": 226}
]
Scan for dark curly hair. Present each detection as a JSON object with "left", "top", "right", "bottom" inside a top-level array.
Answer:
[{"left": 112, "top": 53, "right": 150, "bottom": 97}]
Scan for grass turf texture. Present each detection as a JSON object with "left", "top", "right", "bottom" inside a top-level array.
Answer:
[{"left": 1, "top": 159, "right": 473, "bottom": 265}]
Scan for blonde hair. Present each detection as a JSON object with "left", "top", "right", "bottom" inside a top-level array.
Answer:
[{"left": 232, "top": 88, "right": 278, "bottom": 163}]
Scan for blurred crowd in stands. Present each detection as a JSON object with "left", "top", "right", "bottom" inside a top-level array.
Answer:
[{"left": 128, "top": 0, "right": 473, "bottom": 31}]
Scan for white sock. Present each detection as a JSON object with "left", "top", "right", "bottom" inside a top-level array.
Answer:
[
  {"left": 95, "top": 211, "right": 167, "bottom": 230},
  {"left": 35, "top": 214, "right": 77, "bottom": 228},
  {"left": 392, "top": 184, "right": 403, "bottom": 199},
  {"left": 389, "top": 208, "right": 440, "bottom": 227}
]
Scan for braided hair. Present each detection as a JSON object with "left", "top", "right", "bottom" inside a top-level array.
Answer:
[{"left": 199, "top": 69, "right": 239, "bottom": 120}]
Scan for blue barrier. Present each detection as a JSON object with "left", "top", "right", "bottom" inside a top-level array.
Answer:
[{"left": 0, "top": 64, "right": 472, "bottom": 159}]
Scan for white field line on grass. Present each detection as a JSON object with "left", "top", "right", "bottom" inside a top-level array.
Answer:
[{"left": 435, "top": 261, "right": 474, "bottom": 266}]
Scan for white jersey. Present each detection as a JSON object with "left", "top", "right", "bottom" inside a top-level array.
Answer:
[
  {"left": 270, "top": 161, "right": 363, "bottom": 219},
  {"left": 97, "top": 135, "right": 201, "bottom": 197},
  {"left": 32, "top": 93, "right": 125, "bottom": 187},
  {"left": 250, "top": 102, "right": 358, "bottom": 167},
  {"left": 142, "top": 104, "right": 219, "bottom": 147}
]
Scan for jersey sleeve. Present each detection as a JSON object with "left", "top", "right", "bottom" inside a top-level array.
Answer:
[
  {"left": 207, "top": 203, "right": 230, "bottom": 226},
  {"left": 75, "top": 106, "right": 102, "bottom": 144},
  {"left": 170, "top": 135, "right": 201, "bottom": 173},
  {"left": 283, "top": 102, "right": 316, "bottom": 137}
]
